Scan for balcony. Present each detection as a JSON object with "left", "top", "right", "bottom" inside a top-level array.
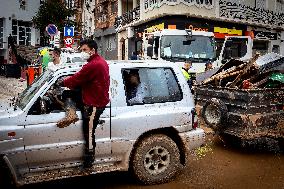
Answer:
[
  {"left": 96, "top": 14, "right": 110, "bottom": 28},
  {"left": 114, "top": 6, "right": 140, "bottom": 30},
  {"left": 98, "top": 21, "right": 110, "bottom": 28}
]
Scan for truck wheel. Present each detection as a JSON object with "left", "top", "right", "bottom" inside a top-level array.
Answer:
[
  {"left": 131, "top": 134, "right": 180, "bottom": 185},
  {"left": 202, "top": 98, "right": 228, "bottom": 131}
]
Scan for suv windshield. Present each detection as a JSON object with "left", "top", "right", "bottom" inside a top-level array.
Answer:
[
  {"left": 16, "top": 70, "right": 54, "bottom": 109},
  {"left": 160, "top": 35, "right": 216, "bottom": 62}
]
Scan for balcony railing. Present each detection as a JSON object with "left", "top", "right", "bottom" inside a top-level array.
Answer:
[
  {"left": 114, "top": 6, "right": 140, "bottom": 30},
  {"left": 219, "top": 0, "right": 284, "bottom": 27}
]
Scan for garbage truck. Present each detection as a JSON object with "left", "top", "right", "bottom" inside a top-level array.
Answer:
[{"left": 143, "top": 29, "right": 216, "bottom": 73}]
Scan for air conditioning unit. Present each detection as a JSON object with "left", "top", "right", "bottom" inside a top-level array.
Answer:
[{"left": 127, "top": 27, "right": 134, "bottom": 38}]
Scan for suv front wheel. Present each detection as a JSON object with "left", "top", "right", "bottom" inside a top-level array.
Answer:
[{"left": 131, "top": 134, "right": 181, "bottom": 185}]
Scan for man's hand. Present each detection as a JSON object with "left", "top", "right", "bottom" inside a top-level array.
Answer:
[{"left": 56, "top": 78, "right": 64, "bottom": 87}]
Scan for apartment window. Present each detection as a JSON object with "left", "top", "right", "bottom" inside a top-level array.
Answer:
[
  {"left": 276, "top": 0, "right": 284, "bottom": 13},
  {"left": 0, "top": 19, "right": 3, "bottom": 49},
  {"left": 106, "top": 36, "right": 116, "bottom": 51},
  {"left": 65, "top": 0, "right": 75, "bottom": 8},
  {"left": 255, "top": 0, "right": 266, "bottom": 9},
  {"left": 123, "top": 68, "right": 182, "bottom": 106},
  {"left": 18, "top": 21, "right": 32, "bottom": 46},
  {"left": 111, "top": 2, "right": 117, "bottom": 13},
  {"left": 12, "top": 20, "right": 18, "bottom": 43},
  {"left": 19, "top": 0, "right": 27, "bottom": 10}
]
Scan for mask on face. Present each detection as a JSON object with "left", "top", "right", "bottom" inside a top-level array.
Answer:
[{"left": 81, "top": 52, "right": 91, "bottom": 60}]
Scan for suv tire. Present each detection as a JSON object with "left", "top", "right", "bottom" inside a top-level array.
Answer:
[{"left": 131, "top": 134, "right": 180, "bottom": 185}]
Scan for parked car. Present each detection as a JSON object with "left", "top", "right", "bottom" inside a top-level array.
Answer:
[{"left": 0, "top": 61, "right": 205, "bottom": 187}]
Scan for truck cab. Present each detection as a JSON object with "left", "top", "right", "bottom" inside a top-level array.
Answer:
[
  {"left": 143, "top": 29, "right": 216, "bottom": 73},
  {"left": 214, "top": 36, "right": 253, "bottom": 68}
]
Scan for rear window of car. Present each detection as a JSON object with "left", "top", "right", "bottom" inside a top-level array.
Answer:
[{"left": 122, "top": 67, "right": 183, "bottom": 105}]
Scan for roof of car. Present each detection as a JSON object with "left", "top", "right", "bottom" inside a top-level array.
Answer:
[{"left": 50, "top": 60, "right": 181, "bottom": 73}]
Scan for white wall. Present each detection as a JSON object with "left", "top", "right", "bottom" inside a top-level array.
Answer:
[
  {"left": 0, "top": 0, "right": 40, "bottom": 21},
  {"left": 0, "top": 0, "right": 40, "bottom": 61}
]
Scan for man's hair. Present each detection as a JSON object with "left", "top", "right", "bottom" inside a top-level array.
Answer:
[
  {"left": 205, "top": 62, "right": 212, "bottom": 66},
  {"left": 53, "top": 47, "right": 61, "bottom": 56},
  {"left": 185, "top": 60, "right": 192, "bottom": 64},
  {"left": 80, "top": 39, "right": 98, "bottom": 51}
]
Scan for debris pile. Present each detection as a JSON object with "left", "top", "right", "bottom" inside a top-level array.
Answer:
[
  {"left": 202, "top": 53, "right": 284, "bottom": 89},
  {"left": 16, "top": 45, "right": 39, "bottom": 64}
]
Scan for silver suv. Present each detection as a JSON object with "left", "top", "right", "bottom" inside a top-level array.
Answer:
[{"left": 0, "top": 61, "right": 204, "bottom": 187}]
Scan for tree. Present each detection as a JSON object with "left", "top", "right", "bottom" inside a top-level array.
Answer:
[{"left": 32, "top": 0, "right": 76, "bottom": 46}]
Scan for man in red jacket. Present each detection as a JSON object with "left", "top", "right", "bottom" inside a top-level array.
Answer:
[{"left": 60, "top": 39, "right": 110, "bottom": 168}]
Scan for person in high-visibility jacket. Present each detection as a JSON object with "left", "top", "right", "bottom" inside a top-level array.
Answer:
[{"left": 181, "top": 61, "right": 193, "bottom": 89}]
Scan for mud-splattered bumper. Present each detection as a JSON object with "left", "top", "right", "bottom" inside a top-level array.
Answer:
[{"left": 179, "top": 128, "right": 205, "bottom": 152}]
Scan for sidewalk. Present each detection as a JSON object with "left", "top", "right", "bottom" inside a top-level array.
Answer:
[{"left": 0, "top": 76, "right": 26, "bottom": 103}]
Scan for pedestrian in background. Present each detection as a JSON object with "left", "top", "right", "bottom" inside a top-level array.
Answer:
[
  {"left": 48, "top": 47, "right": 61, "bottom": 71},
  {"left": 130, "top": 51, "right": 138, "bottom": 60}
]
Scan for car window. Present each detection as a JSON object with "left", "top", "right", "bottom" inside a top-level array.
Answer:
[
  {"left": 28, "top": 75, "right": 82, "bottom": 115},
  {"left": 122, "top": 67, "right": 182, "bottom": 106}
]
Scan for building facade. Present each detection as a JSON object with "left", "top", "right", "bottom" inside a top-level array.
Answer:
[
  {"left": 0, "top": 0, "right": 41, "bottom": 64},
  {"left": 61, "top": 0, "right": 84, "bottom": 47},
  {"left": 81, "top": 0, "right": 95, "bottom": 38},
  {"left": 114, "top": 0, "right": 284, "bottom": 60},
  {"left": 90, "top": 0, "right": 118, "bottom": 59}
]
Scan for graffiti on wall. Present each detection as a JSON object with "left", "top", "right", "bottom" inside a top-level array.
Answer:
[
  {"left": 219, "top": 0, "right": 284, "bottom": 27},
  {"left": 144, "top": 0, "right": 215, "bottom": 12}
]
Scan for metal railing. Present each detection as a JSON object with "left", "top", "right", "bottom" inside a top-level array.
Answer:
[{"left": 114, "top": 6, "right": 140, "bottom": 30}]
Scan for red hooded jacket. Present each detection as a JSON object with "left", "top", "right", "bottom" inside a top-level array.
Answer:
[{"left": 63, "top": 53, "right": 110, "bottom": 107}]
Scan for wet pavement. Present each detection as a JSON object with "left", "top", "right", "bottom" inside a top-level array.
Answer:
[
  {"left": 16, "top": 136, "right": 283, "bottom": 189},
  {"left": 0, "top": 76, "right": 26, "bottom": 104}
]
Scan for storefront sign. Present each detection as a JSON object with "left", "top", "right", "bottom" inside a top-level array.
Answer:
[
  {"left": 146, "top": 23, "right": 165, "bottom": 33},
  {"left": 254, "top": 31, "right": 278, "bottom": 40},
  {"left": 188, "top": 25, "right": 208, "bottom": 32},
  {"left": 214, "top": 27, "right": 242, "bottom": 35}
]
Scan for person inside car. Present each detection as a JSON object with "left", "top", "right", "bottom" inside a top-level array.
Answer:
[{"left": 126, "top": 71, "right": 147, "bottom": 105}]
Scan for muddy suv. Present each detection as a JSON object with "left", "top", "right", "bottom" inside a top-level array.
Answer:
[{"left": 0, "top": 61, "right": 204, "bottom": 187}]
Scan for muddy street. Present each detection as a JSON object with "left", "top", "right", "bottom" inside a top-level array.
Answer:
[{"left": 15, "top": 137, "right": 283, "bottom": 189}]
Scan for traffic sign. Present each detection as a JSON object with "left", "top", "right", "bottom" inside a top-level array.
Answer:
[
  {"left": 64, "top": 26, "right": 74, "bottom": 37},
  {"left": 46, "top": 24, "right": 58, "bottom": 36},
  {"left": 64, "top": 37, "right": 74, "bottom": 48}
]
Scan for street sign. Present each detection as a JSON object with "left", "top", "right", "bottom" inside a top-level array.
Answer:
[
  {"left": 46, "top": 24, "right": 58, "bottom": 36},
  {"left": 64, "top": 26, "right": 74, "bottom": 37},
  {"left": 54, "top": 31, "right": 61, "bottom": 48},
  {"left": 64, "top": 37, "right": 74, "bottom": 48}
]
